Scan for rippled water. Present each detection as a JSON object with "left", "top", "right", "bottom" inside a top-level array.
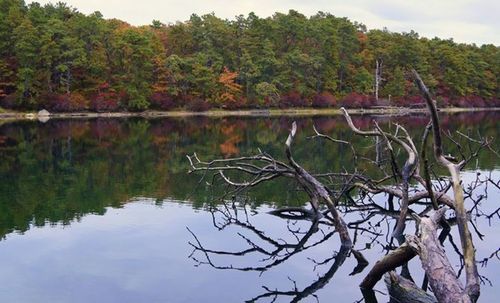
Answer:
[{"left": 0, "top": 112, "right": 498, "bottom": 302}]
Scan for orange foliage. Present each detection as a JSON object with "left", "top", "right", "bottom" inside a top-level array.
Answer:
[
  {"left": 110, "top": 19, "right": 132, "bottom": 32},
  {"left": 68, "top": 93, "right": 89, "bottom": 110},
  {"left": 357, "top": 32, "right": 368, "bottom": 48},
  {"left": 218, "top": 67, "right": 242, "bottom": 104},
  {"left": 46, "top": 92, "right": 89, "bottom": 112},
  {"left": 220, "top": 136, "right": 241, "bottom": 157},
  {"left": 219, "top": 123, "right": 242, "bottom": 157},
  {"left": 152, "top": 52, "right": 169, "bottom": 94}
]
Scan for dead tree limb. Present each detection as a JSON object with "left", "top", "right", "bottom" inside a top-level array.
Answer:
[
  {"left": 186, "top": 77, "right": 495, "bottom": 302},
  {"left": 384, "top": 271, "right": 437, "bottom": 303},
  {"left": 412, "top": 69, "right": 480, "bottom": 302},
  {"left": 285, "top": 121, "right": 352, "bottom": 248},
  {"left": 187, "top": 204, "right": 337, "bottom": 273},
  {"left": 407, "top": 208, "right": 471, "bottom": 303},
  {"left": 246, "top": 246, "right": 351, "bottom": 303},
  {"left": 360, "top": 243, "right": 416, "bottom": 289},
  {"left": 421, "top": 122, "right": 439, "bottom": 210},
  {"left": 341, "top": 107, "right": 419, "bottom": 238}
]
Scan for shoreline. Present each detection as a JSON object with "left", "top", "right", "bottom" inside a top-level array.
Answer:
[{"left": 1, "top": 107, "right": 499, "bottom": 122}]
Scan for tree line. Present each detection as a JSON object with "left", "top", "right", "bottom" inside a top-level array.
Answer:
[{"left": 0, "top": 0, "right": 499, "bottom": 112}]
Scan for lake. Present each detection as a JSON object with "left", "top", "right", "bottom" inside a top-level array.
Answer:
[{"left": 0, "top": 112, "right": 498, "bottom": 302}]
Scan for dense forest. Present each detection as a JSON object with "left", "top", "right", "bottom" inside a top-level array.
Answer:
[{"left": 0, "top": 0, "right": 499, "bottom": 112}]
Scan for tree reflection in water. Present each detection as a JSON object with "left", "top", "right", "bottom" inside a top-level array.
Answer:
[
  {"left": 186, "top": 105, "right": 499, "bottom": 302},
  {"left": 187, "top": 198, "right": 363, "bottom": 302},
  {"left": 0, "top": 112, "right": 498, "bottom": 302},
  {"left": 187, "top": 160, "right": 499, "bottom": 303}
]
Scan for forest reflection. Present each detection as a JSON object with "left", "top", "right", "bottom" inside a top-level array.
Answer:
[{"left": 0, "top": 111, "right": 498, "bottom": 241}]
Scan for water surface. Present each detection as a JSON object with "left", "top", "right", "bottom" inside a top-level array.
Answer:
[{"left": 0, "top": 112, "right": 498, "bottom": 302}]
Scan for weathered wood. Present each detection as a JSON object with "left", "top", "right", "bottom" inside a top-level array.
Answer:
[
  {"left": 341, "top": 108, "right": 418, "bottom": 237},
  {"left": 421, "top": 122, "right": 439, "bottom": 210},
  {"left": 407, "top": 208, "right": 471, "bottom": 303},
  {"left": 375, "top": 59, "right": 383, "bottom": 101},
  {"left": 268, "top": 207, "right": 320, "bottom": 221},
  {"left": 186, "top": 71, "right": 488, "bottom": 303},
  {"left": 412, "top": 69, "right": 480, "bottom": 301},
  {"left": 285, "top": 121, "right": 352, "bottom": 248},
  {"left": 384, "top": 271, "right": 437, "bottom": 303},
  {"left": 360, "top": 243, "right": 416, "bottom": 289}
]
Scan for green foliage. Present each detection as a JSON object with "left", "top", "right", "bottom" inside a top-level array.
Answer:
[
  {"left": 13, "top": 18, "right": 38, "bottom": 104},
  {"left": 383, "top": 67, "right": 406, "bottom": 98},
  {"left": 353, "top": 67, "right": 373, "bottom": 94},
  {"left": 255, "top": 82, "right": 280, "bottom": 106},
  {"left": 0, "top": 3, "right": 498, "bottom": 111},
  {"left": 0, "top": 113, "right": 498, "bottom": 237}
]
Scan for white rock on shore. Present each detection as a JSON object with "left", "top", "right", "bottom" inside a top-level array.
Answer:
[
  {"left": 37, "top": 109, "right": 50, "bottom": 123},
  {"left": 38, "top": 109, "right": 50, "bottom": 116}
]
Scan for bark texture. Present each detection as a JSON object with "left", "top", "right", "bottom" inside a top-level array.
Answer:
[{"left": 407, "top": 209, "right": 471, "bottom": 303}]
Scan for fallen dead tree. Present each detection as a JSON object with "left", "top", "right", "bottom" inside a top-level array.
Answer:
[
  {"left": 412, "top": 69, "right": 480, "bottom": 302},
  {"left": 186, "top": 70, "right": 496, "bottom": 302},
  {"left": 407, "top": 208, "right": 471, "bottom": 303},
  {"left": 384, "top": 271, "right": 437, "bottom": 303},
  {"left": 360, "top": 71, "right": 484, "bottom": 302}
]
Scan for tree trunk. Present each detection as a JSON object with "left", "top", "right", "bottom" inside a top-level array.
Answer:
[
  {"left": 407, "top": 209, "right": 471, "bottom": 303},
  {"left": 385, "top": 271, "right": 437, "bottom": 303},
  {"left": 375, "top": 59, "right": 382, "bottom": 101}
]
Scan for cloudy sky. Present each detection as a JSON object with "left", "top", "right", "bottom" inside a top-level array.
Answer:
[{"left": 29, "top": 0, "right": 499, "bottom": 45}]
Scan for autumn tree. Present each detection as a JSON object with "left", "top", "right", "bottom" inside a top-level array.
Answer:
[
  {"left": 0, "top": 4, "right": 498, "bottom": 111},
  {"left": 217, "top": 67, "right": 242, "bottom": 106}
]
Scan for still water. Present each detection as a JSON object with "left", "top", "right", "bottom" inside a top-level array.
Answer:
[{"left": 0, "top": 112, "right": 498, "bottom": 302}]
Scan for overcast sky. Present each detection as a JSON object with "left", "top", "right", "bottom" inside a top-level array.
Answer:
[{"left": 29, "top": 0, "right": 499, "bottom": 45}]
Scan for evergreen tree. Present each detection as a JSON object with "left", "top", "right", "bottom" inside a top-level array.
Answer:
[{"left": 0, "top": 3, "right": 498, "bottom": 111}]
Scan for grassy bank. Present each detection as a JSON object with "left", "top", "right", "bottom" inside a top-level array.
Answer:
[{"left": 1, "top": 107, "right": 499, "bottom": 121}]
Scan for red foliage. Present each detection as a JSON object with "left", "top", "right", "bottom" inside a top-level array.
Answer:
[
  {"left": 0, "top": 94, "right": 18, "bottom": 109},
  {"left": 149, "top": 92, "right": 176, "bottom": 110},
  {"left": 279, "top": 91, "right": 308, "bottom": 108},
  {"left": 396, "top": 95, "right": 426, "bottom": 107},
  {"left": 221, "top": 96, "right": 247, "bottom": 110},
  {"left": 185, "top": 97, "right": 211, "bottom": 112},
  {"left": 89, "top": 84, "right": 121, "bottom": 112},
  {"left": 394, "top": 94, "right": 495, "bottom": 108},
  {"left": 89, "top": 119, "right": 124, "bottom": 140},
  {"left": 312, "top": 92, "right": 336, "bottom": 108},
  {"left": 90, "top": 93, "right": 120, "bottom": 112},
  {"left": 434, "top": 84, "right": 451, "bottom": 97},
  {"left": 361, "top": 98, "right": 377, "bottom": 108},
  {"left": 45, "top": 93, "right": 89, "bottom": 112},
  {"left": 449, "top": 97, "right": 468, "bottom": 108},
  {"left": 465, "top": 96, "right": 486, "bottom": 108},
  {"left": 436, "top": 96, "right": 451, "bottom": 107},
  {"left": 47, "top": 121, "right": 90, "bottom": 138},
  {"left": 490, "top": 98, "right": 500, "bottom": 107},
  {"left": 451, "top": 96, "right": 496, "bottom": 108},
  {"left": 312, "top": 117, "right": 340, "bottom": 132},
  {"left": 339, "top": 92, "right": 371, "bottom": 108}
]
